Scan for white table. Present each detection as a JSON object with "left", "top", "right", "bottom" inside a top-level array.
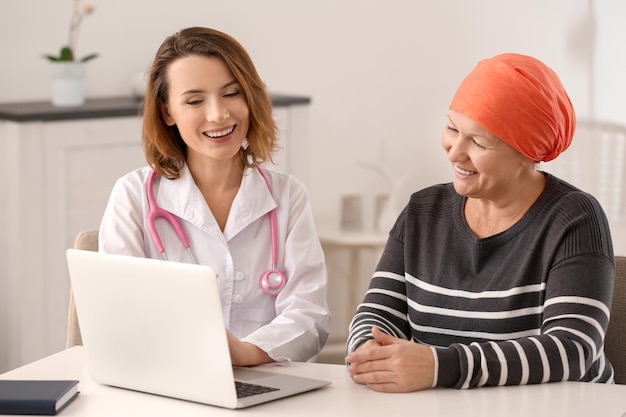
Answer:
[{"left": 2, "top": 347, "right": 626, "bottom": 417}]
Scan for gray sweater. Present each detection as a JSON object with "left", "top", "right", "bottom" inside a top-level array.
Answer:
[{"left": 347, "top": 172, "right": 615, "bottom": 388}]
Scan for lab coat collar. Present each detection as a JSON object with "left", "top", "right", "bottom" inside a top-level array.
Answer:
[
  {"left": 226, "top": 166, "right": 277, "bottom": 240},
  {"left": 154, "top": 165, "right": 277, "bottom": 242}
]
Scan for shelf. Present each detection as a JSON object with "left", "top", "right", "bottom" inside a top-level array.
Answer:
[{"left": 0, "top": 94, "right": 311, "bottom": 122}]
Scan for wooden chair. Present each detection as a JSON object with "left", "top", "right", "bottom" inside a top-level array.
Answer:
[
  {"left": 605, "top": 255, "right": 626, "bottom": 384},
  {"left": 66, "top": 230, "right": 99, "bottom": 348}
]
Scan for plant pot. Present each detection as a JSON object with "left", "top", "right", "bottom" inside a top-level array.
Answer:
[{"left": 48, "top": 62, "right": 87, "bottom": 107}]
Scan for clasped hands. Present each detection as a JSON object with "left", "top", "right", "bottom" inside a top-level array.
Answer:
[{"left": 345, "top": 326, "right": 435, "bottom": 392}]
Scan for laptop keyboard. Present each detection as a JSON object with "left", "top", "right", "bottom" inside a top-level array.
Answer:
[{"left": 235, "top": 380, "right": 280, "bottom": 398}]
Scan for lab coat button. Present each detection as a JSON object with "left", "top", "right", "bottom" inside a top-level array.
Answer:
[
  {"left": 233, "top": 295, "right": 243, "bottom": 304},
  {"left": 234, "top": 271, "right": 245, "bottom": 281}
]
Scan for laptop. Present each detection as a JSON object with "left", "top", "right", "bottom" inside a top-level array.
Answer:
[{"left": 65, "top": 249, "right": 330, "bottom": 409}]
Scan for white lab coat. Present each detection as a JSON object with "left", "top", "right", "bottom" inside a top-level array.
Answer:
[{"left": 99, "top": 164, "right": 330, "bottom": 362}]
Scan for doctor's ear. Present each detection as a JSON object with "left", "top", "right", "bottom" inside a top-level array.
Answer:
[{"left": 159, "top": 101, "right": 175, "bottom": 126}]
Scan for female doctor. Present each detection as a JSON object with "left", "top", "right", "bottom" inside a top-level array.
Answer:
[{"left": 98, "top": 27, "right": 330, "bottom": 366}]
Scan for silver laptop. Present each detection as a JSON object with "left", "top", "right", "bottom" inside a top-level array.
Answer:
[{"left": 65, "top": 249, "right": 330, "bottom": 409}]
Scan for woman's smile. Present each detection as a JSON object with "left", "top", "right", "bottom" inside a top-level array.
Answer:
[
  {"left": 454, "top": 164, "right": 477, "bottom": 178},
  {"left": 203, "top": 124, "right": 236, "bottom": 143}
]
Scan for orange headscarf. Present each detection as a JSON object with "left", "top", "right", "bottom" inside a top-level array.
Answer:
[{"left": 449, "top": 53, "right": 575, "bottom": 162}]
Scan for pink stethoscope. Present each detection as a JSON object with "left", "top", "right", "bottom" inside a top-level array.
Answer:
[{"left": 145, "top": 167, "right": 287, "bottom": 296}]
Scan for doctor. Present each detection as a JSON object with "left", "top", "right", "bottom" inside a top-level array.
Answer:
[{"left": 99, "top": 27, "right": 330, "bottom": 366}]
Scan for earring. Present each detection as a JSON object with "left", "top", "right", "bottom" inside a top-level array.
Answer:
[{"left": 242, "top": 138, "right": 249, "bottom": 150}]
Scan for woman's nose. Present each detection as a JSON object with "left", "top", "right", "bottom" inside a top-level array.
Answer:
[
  {"left": 443, "top": 134, "right": 464, "bottom": 161},
  {"left": 206, "top": 100, "right": 229, "bottom": 123}
]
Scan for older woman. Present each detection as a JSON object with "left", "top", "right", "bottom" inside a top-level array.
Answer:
[{"left": 345, "top": 53, "right": 615, "bottom": 392}]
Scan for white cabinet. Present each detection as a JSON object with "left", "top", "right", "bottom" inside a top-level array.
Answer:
[
  {"left": 0, "top": 116, "right": 145, "bottom": 373},
  {"left": 0, "top": 96, "right": 310, "bottom": 372}
]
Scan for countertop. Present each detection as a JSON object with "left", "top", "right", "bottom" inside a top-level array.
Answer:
[{"left": 0, "top": 94, "right": 311, "bottom": 122}]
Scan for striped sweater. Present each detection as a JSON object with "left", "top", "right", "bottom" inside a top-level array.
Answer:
[{"left": 347, "top": 173, "right": 615, "bottom": 388}]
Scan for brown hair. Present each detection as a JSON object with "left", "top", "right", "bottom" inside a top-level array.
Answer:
[{"left": 142, "top": 27, "right": 278, "bottom": 178}]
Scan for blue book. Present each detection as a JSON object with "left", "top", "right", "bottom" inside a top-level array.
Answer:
[{"left": 0, "top": 380, "right": 79, "bottom": 415}]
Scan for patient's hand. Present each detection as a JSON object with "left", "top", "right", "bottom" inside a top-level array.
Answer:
[
  {"left": 226, "top": 330, "right": 273, "bottom": 366},
  {"left": 345, "top": 326, "right": 435, "bottom": 392}
]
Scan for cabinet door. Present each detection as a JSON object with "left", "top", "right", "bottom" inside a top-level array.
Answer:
[{"left": 43, "top": 116, "right": 145, "bottom": 352}]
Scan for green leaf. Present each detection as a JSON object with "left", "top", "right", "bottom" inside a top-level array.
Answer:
[
  {"left": 79, "top": 53, "right": 99, "bottom": 63},
  {"left": 59, "top": 47, "right": 74, "bottom": 61}
]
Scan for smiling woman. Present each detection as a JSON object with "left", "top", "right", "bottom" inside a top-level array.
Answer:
[
  {"left": 98, "top": 26, "right": 330, "bottom": 367},
  {"left": 345, "top": 53, "right": 616, "bottom": 393},
  {"left": 160, "top": 55, "right": 251, "bottom": 177},
  {"left": 442, "top": 110, "right": 545, "bottom": 238}
]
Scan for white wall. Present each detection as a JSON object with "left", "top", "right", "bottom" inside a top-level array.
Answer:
[
  {"left": 1, "top": 0, "right": 625, "bottom": 369},
  {"left": 3, "top": 0, "right": 625, "bottom": 229}
]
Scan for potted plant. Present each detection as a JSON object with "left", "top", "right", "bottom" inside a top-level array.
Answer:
[{"left": 43, "top": 0, "right": 98, "bottom": 107}]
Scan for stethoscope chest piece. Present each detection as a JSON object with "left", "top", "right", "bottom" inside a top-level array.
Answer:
[{"left": 260, "top": 269, "right": 287, "bottom": 296}]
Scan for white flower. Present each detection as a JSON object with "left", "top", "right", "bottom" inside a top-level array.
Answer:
[{"left": 43, "top": 0, "right": 98, "bottom": 62}]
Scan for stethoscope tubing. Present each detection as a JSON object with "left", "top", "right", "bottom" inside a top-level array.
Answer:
[
  {"left": 146, "top": 169, "right": 197, "bottom": 263},
  {"left": 145, "top": 166, "right": 285, "bottom": 295},
  {"left": 256, "top": 167, "right": 279, "bottom": 269}
]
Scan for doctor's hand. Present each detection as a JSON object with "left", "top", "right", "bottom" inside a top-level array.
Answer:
[
  {"left": 226, "top": 330, "right": 273, "bottom": 367},
  {"left": 345, "top": 326, "right": 435, "bottom": 393}
]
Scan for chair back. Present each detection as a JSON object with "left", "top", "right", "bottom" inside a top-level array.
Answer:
[
  {"left": 66, "top": 230, "right": 99, "bottom": 348},
  {"left": 606, "top": 256, "right": 626, "bottom": 384},
  {"left": 541, "top": 118, "right": 626, "bottom": 223}
]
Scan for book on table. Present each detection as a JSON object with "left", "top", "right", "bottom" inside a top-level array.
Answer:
[{"left": 0, "top": 380, "right": 79, "bottom": 415}]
